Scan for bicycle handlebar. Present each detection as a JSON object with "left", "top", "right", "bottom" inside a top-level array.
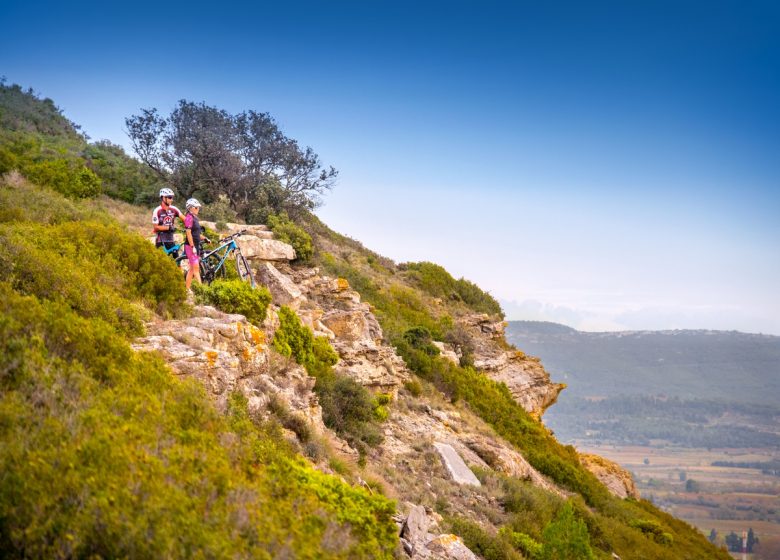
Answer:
[{"left": 215, "top": 229, "right": 248, "bottom": 245}]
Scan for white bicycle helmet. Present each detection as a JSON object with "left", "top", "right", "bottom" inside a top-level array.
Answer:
[
  {"left": 186, "top": 198, "right": 202, "bottom": 209},
  {"left": 159, "top": 187, "right": 175, "bottom": 198}
]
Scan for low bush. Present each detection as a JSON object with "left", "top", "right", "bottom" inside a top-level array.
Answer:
[
  {"left": 267, "top": 212, "right": 313, "bottom": 262},
  {"left": 23, "top": 158, "right": 101, "bottom": 198},
  {"left": 0, "top": 282, "right": 398, "bottom": 558},
  {"left": 273, "top": 305, "right": 384, "bottom": 455},
  {"left": 447, "top": 517, "right": 523, "bottom": 560},
  {"left": 541, "top": 502, "right": 596, "bottom": 560},
  {"left": 194, "top": 279, "right": 271, "bottom": 325},
  {"left": 403, "top": 261, "right": 504, "bottom": 317},
  {"left": 499, "top": 528, "right": 543, "bottom": 560}
]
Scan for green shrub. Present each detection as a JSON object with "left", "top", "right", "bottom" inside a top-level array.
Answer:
[
  {"left": 541, "top": 502, "right": 595, "bottom": 560},
  {"left": 267, "top": 212, "right": 313, "bottom": 262},
  {"left": 372, "top": 393, "right": 392, "bottom": 422},
  {"left": 0, "top": 283, "right": 398, "bottom": 558},
  {"left": 273, "top": 306, "right": 384, "bottom": 454},
  {"left": 200, "top": 194, "right": 239, "bottom": 224},
  {"left": 403, "top": 325, "right": 441, "bottom": 356},
  {"left": 0, "top": 220, "right": 186, "bottom": 334},
  {"left": 404, "top": 379, "right": 423, "bottom": 397},
  {"left": 447, "top": 517, "right": 523, "bottom": 560},
  {"left": 23, "top": 158, "right": 102, "bottom": 198},
  {"left": 499, "top": 528, "right": 543, "bottom": 559},
  {"left": 194, "top": 279, "right": 271, "bottom": 325},
  {"left": 403, "top": 261, "right": 504, "bottom": 317}
]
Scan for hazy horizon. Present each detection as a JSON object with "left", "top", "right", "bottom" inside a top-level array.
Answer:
[{"left": 2, "top": 0, "right": 778, "bottom": 335}]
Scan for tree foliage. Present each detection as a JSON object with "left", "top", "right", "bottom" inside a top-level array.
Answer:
[{"left": 126, "top": 101, "right": 337, "bottom": 220}]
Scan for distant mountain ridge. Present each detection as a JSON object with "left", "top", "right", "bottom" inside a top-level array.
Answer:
[{"left": 506, "top": 320, "right": 780, "bottom": 406}]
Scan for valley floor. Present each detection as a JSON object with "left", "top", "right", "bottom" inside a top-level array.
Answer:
[{"left": 577, "top": 443, "right": 780, "bottom": 551}]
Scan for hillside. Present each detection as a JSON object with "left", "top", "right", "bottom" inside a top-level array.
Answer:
[
  {"left": 506, "top": 321, "right": 780, "bottom": 404},
  {"left": 0, "top": 83, "right": 730, "bottom": 559}
]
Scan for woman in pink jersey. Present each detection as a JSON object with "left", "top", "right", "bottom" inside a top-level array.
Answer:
[{"left": 183, "top": 198, "right": 208, "bottom": 290}]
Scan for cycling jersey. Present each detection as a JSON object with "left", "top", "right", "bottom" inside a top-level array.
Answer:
[
  {"left": 184, "top": 212, "right": 202, "bottom": 248},
  {"left": 152, "top": 205, "right": 183, "bottom": 243}
]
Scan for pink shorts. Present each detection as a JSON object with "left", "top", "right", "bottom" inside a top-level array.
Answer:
[{"left": 185, "top": 244, "right": 200, "bottom": 266}]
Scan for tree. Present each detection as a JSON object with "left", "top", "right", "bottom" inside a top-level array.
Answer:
[
  {"left": 725, "top": 531, "right": 740, "bottom": 552},
  {"left": 541, "top": 502, "right": 595, "bottom": 560},
  {"left": 125, "top": 101, "right": 337, "bottom": 220},
  {"left": 747, "top": 528, "right": 758, "bottom": 553},
  {"left": 708, "top": 529, "right": 717, "bottom": 544}
]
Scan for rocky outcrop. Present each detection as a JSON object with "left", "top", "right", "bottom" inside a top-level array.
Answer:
[
  {"left": 433, "top": 442, "right": 481, "bottom": 487},
  {"left": 462, "top": 314, "right": 565, "bottom": 418},
  {"left": 255, "top": 262, "right": 305, "bottom": 307},
  {"left": 132, "top": 304, "right": 324, "bottom": 430},
  {"left": 580, "top": 453, "right": 640, "bottom": 499},
  {"left": 199, "top": 221, "right": 296, "bottom": 261},
  {"left": 200, "top": 221, "right": 275, "bottom": 240},
  {"left": 399, "top": 503, "right": 479, "bottom": 560}
]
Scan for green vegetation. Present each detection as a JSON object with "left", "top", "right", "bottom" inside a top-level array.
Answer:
[
  {"left": 273, "top": 306, "right": 385, "bottom": 457},
  {"left": 403, "top": 261, "right": 504, "bottom": 317},
  {"left": 267, "top": 212, "right": 314, "bottom": 262},
  {"left": 126, "top": 100, "right": 337, "bottom": 220},
  {"left": 0, "top": 83, "right": 159, "bottom": 202},
  {"left": 193, "top": 278, "right": 272, "bottom": 325},
  {"left": 506, "top": 320, "right": 780, "bottom": 405},
  {"left": 311, "top": 219, "right": 730, "bottom": 560},
  {"left": 0, "top": 175, "right": 397, "bottom": 557},
  {"left": 1, "top": 82, "right": 732, "bottom": 560},
  {"left": 541, "top": 502, "right": 596, "bottom": 560}
]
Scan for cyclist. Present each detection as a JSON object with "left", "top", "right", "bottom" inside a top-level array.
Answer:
[
  {"left": 183, "top": 198, "right": 210, "bottom": 290},
  {"left": 152, "top": 187, "right": 184, "bottom": 258}
]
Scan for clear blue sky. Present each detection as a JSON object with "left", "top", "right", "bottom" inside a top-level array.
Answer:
[{"left": 2, "top": 0, "right": 779, "bottom": 334}]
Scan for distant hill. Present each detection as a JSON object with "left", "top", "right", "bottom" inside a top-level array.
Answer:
[{"left": 506, "top": 321, "right": 780, "bottom": 405}]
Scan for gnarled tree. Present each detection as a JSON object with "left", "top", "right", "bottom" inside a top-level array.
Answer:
[{"left": 126, "top": 101, "right": 336, "bottom": 220}]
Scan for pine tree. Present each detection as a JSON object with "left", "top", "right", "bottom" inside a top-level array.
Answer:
[{"left": 541, "top": 502, "right": 595, "bottom": 560}]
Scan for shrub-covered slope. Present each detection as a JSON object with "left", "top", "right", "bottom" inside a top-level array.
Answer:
[
  {"left": 303, "top": 214, "right": 731, "bottom": 560},
  {"left": 0, "top": 84, "right": 730, "bottom": 559},
  {"left": 0, "top": 176, "right": 397, "bottom": 558}
]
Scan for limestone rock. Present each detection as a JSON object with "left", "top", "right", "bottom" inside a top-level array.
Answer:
[
  {"left": 425, "top": 534, "right": 479, "bottom": 560},
  {"left": 332, "top": 339, "right": 410, "bottom": 392},
  {"left": 256, "top": 262, "right": 304, "bottom": 307},
  {"left": 433, "top": 442, "right": 481, "bottom": 487},
  {"left": 580, "top": 453, "right": 640, "bottom": 499},
  {"left": 321, "top": 309, "right": 371, "bottom": 342},
  {"left": 132, "top": 305, "right": 324, "bottom": 429},
  {"left": 463, "top": 437, "right": 563, "bottom": 495},
  {"left": 432, "top": 341, "right": 460, "bottom": 365},
  {"left": 200, "top": 221, "right": 275, "bottom": 239},
  {"left": 461, "top": 314, "right": 564, "bottom": 417},
  {"left": 240, "top": 237, "right": 296, "bottom": 261}
]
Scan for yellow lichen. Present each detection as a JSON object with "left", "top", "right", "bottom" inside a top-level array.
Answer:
[
  {"left": 249, "top": 325, "right": 265, "bottom": 345},
  {"left": 336, "top": 278, "right": 350, "bottom": 291},
  {"left": 205, "top": 351, "right": 218, "bottom": 367}
]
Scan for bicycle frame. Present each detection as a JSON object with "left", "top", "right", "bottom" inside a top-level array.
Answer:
[{"left": 201, "top": 239, "right": 239, "bottom": 276}]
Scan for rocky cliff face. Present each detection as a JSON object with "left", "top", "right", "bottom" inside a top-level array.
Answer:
[{"left": 134, "top": 224, "right": 627, "bottom": 559}]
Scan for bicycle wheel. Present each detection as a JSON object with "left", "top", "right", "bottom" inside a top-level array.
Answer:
[
  {"left": 235, "top": 253, "right": 255, "bottom": 287},
  {"left": 199, "top": 254, "right": 223, "bottom": 285}
]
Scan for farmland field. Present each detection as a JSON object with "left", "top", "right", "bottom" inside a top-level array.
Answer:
[{"left": 579, "top": 443, "right": 780, "bottom": 551}]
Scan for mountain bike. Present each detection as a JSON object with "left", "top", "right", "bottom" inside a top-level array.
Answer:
[
  {"left": 178, "top": 230, "right": 255, "bottom": 287},
  {"left": 161, "top": 242, "right": 183, "bottom": 259}
]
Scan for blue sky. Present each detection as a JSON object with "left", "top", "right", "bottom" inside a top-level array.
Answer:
[{"left": 2, "top": 0, "right": 779, "bottom": 333}]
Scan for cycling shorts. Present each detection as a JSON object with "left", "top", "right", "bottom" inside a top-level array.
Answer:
[{"left": 185, "top": 244, "right": 200, "bottom": 267}]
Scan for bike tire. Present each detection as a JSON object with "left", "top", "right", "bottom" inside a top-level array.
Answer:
[
  {"left": 235, "top": 253, "right": 255, "bottom": 287},
  {"left": 200, "top": 254, "right": 223, "bottom": 285}
]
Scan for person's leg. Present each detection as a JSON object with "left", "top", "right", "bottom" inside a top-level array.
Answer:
[{"left": 185, "top": 245, "right": 200, "bottom": 290}]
